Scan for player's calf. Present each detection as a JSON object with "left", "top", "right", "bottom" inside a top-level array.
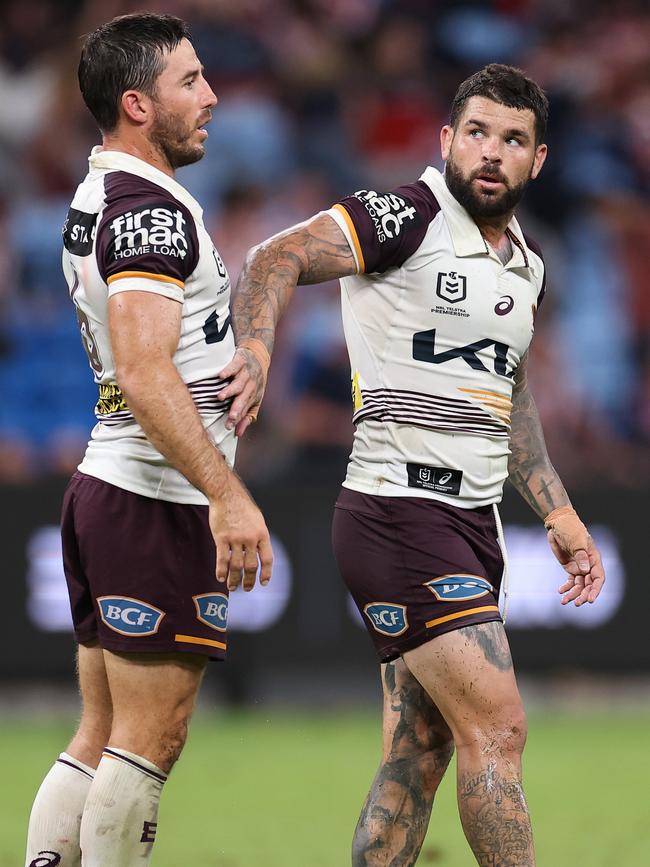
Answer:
[{"left": 352, "top": 659, "right": 454, "bottom": 866}]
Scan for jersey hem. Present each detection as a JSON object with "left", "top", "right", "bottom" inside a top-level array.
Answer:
[
  {"left": 341, "top": 478, "right": 501, "bottom": 510},
  {"left": 75, "top": 464, "right": 208, "bottom": 505}
]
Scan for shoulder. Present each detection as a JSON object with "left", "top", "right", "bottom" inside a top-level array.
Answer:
[
  {"left": 96, "top": 171, "right": 200, "bottom": 285},
  {"left": 331, "top": 180, "right": 441, "bottom": 274}
]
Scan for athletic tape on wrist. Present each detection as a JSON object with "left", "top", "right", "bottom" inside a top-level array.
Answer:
[
  {"left": 238, "top": 338, "right": 271, "bottom": 376},
  {"left": 543, "top": 505, "right": 577, "bottom": 530}
]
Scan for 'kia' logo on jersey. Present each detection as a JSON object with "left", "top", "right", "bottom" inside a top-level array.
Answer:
[
  {"left": 109, "top": 206, "right": 188, "bottom": 260},
  {"left": 98, "top": 597, "right": 165, "bottom": 636},
  {"left": 425, "top": 576, "right": 494, "bottom": 602},
  {"left": 364, "top": 603, "right": 409, "bottom": 636},
  {"left": 193, "top": 593, "right": 228, "bottom": 632},
  {"left": 436, "top": 272, "right": 467, "bottom": 304}
]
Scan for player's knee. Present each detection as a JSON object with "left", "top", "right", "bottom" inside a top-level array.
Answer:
[
  {"left": 156, "top": 714, "right": 191, "bottom": 770},
  {"left": 456, "top": 702, "right": 528, "bottom": 759}
]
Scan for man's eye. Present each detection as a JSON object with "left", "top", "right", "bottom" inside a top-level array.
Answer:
[{"left": 470, "top": 129, "right": 483, "bottom": 138}]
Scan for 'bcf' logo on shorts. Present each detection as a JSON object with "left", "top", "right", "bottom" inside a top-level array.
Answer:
[
  {"left": 97, "top": 596, "right": 165, "bottom": 636},
  {"left": 193, "top": 593, "right": 228, "bottom": 632},
  {"left": 425, "top": 575, "right": 494, "bottom": 602},
  {"left": 364, "top": 603, "right": 409, "bottom": 636}
]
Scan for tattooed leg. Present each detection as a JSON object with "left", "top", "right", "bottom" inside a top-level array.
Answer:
[
  {"left": 404, "top": 622, "right": 535, "bottom": 867},
  {"left": 352, "top": 658, "right": 454, "bottom": 866}
]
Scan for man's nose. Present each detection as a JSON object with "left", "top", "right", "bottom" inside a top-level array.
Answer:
[
  {"left": 203, "top": 83, "right": 218, "bottom": 109},
  {"left": 481, "top": 136, "right": 502, "bottom": 162}
]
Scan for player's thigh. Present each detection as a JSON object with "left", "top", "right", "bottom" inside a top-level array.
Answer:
[
  {"left": 403, "top": 622, "right": 526, "bottom": 750},
  {"left": 381, "top": 657, "right": 454, "bottom": 763}
]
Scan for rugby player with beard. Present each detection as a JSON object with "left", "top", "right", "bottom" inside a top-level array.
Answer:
[
  {"left": 24, "top": 14, "right": 272, "bottom": 867},
  {"left": 219, "top": 65, "right": 606, "bottom": 866}
]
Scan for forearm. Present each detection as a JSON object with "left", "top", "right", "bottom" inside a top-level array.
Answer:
[
  {"left": 232, "top": 214, "right": 357, "bottom": 354},
  {"left": 118, "top": 358, "right": 233, "bottom": 501},
  {"left": 507, "top": 381, "right": 570, "bottom": 520}
]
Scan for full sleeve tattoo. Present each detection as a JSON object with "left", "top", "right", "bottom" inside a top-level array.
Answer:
[
  {"left": 231, "top": 213, "right": 357, "bottom": 354},
  {"left": 507, "top": 351, "right": 571, "bottom": 519}
]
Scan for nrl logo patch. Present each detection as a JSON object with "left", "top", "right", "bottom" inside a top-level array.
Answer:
[
  {"left": 436, "top": 271, "right": 467, "bottom": 304},
  {"left": 425, "top": 575, "right": 493, "bottom": 602}
]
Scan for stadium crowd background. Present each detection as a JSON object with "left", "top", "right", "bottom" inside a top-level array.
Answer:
[{"left": 0, "top": 0, "right": 649, "bottom": 488}]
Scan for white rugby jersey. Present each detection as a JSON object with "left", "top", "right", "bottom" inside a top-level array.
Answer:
[
  {"left": 62, "top": 147, "right": 235, "bottom": 504},
  {"left": 327, "top": 166, "right": 546, "bottom": 508}
]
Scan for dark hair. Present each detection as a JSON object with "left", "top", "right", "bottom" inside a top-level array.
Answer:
[
  {"left": 78, "top": 13, "right": 191, "bottom": 133},
  {"left": 450, "top": 63, "right": 548, "bottom": 145}
]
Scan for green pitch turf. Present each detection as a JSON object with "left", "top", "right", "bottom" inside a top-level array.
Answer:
[{"left": 3, "top": 709, "right": 648, "bottom": 866}]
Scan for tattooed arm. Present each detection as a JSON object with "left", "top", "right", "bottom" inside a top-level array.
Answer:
[
  {"left": 217, "top": 213, "right": 357, "bottom": 435},
  {"left": 507, "top": 350, "right": 570, "bottom": 519},
  {"left": 508, "top": 352, "right": 605, "bottom": 605}
]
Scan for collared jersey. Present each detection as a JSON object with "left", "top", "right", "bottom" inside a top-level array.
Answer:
[
  {"left": 326, "top": 166, "right": 545, "bottom": 508},
  {"left": 62, "top": 147, "right": 235, "bottom": 504}
]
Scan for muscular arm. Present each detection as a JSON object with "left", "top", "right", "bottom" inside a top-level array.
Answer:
[
  {"left": 108, "top": 290, "right": 233, "bottom": 499},
  {"left": 507, "top": 351, "right": 570, "bottom": 519},
  {"left": 109, "top": 290, "right": 272, "bottom": 589},
  {"left": 218, "top": 212, "right": 357, "bottom": 432},
  {"left": 231, "top": 212, "right": 357, "bottom": 353}
]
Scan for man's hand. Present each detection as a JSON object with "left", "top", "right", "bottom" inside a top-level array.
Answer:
[
  {"left": 217, "top": 341, "right": 269, "bottom": 437},
  {"left": 209, "top": 475, "right": 273, "bottom": 592},
  {"left": 544, "top": 507, "right": 605, "bottom": 606}
]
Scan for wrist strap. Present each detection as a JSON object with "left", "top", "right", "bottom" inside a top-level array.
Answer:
[
  {"left": 238, "top": 338, "right": 271, "bottom": 376},
  {"left": 544, "top": 505, "right": 577, "bottom": 530}
]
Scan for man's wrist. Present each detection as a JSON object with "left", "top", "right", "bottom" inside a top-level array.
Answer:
[
  {"left": 238, "top": 338, "right": 271, "bottom": 376},
  {"left": 543, "top": 505, "right": 577, "bottom": 530}
]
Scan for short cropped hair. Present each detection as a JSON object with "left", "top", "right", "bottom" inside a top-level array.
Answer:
[
  {"left": 450, "top": 63, "right": 549, "bottom": 145},
  {"left": 78, "top": 13, "right": 191, "bottom": 133}
]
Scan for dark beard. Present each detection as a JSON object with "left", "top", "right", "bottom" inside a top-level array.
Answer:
[
  {"left": 445, "top": 155, "right": 530, "bottom": 220},
  {"left": 150, "top": 104, "right": 204, "bottom": 170}
]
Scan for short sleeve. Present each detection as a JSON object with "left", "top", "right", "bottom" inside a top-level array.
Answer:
[
  {"left": 327, "top": 180, "right": 441, "bottom": 274},
  {"left": 96, "top": 172, "right": 200, "bottom": 302}
]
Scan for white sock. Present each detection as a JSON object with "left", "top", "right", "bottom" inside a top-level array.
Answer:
[
  {"left": 25, "top": 752, "right": 95, "bottom": 867},
  {"left": 79, "top": 747, "right": 167, "bottom": 866}
]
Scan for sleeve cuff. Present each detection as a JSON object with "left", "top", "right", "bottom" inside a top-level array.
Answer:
[{"left": 107, "top": 274, "right": 184, "bottom": 304}]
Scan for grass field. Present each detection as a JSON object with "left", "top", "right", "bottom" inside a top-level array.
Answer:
[{"left": 3, "top": 709, "right": 649, "bottom": 866}]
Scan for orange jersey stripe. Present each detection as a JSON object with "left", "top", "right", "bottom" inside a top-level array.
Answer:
[
  {"left": 175, "top": 634, "right": 227, "bottom": 651},
  {"left": 425, "top": 605, "right": 500, "bottom": 630},
  {"left": 107, "top": 271, "right": 185, "bottom": 290},
  {"left": 458, "top": 387, "right": 512, "bottom": 406},
  {"left": 332, "top": 204, "right": 365, "bottom": 273}
]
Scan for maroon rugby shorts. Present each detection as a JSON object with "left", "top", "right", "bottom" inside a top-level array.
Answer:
[
  {"left": 61, "top": 471, "right": 227, "bottom": 659},
  {"left": 332, "top": 487, "right": 504, "bottom": 662}
]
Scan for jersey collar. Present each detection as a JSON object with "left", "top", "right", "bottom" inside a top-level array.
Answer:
[
  {"left": 88, "top": 146, "right": 203, "bottom": 218},
  {"left": 419, "top": 166, "right": 531, "bottom": 269}
]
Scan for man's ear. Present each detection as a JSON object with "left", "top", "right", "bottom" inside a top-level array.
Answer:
[
  {"left": 531, "top": 143, "right": 548, "bottom": 180},
  {"left": 120, "top": 90, "right": 152, "bottom": 126},
  {"left": 440, "top": 125, "right": 454, "bottom": 161}
]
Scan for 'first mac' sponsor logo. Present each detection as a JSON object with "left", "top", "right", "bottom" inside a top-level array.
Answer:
[
  {"left": 108, "top": 206, "right": 189, "bottom": 261},
  {"left": 193, "top": 593, "right": 228, "bottom": 632},
  {"left": 364, "top": 602, "right": 409, "bottom": 636},
  {"left": 353, "top": 189, "right": 416, "bottom": 243},
  {"left": 425, "top": 575, "right": 493, "bottom": 602},
  {"left": 97, "top": 596, "right": 165, "bottom": 636}
]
